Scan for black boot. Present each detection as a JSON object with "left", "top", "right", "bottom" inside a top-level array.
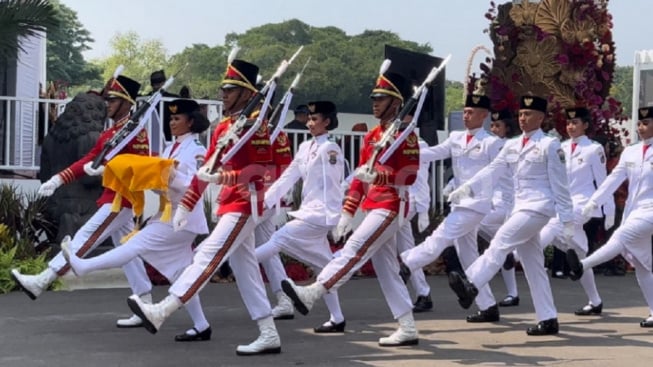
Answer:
[
  {"left": 526, "top": 318, "right": 559, "bottom": 336},
  {"left": 399, "top": 262, "right": 411, "bottom": 285},
  {"left": 412, "top": 294, "right": 433, "bottom": 313},
  {"left": 466, "top": 304, "right": 500, "bottom": 323},
  {"left": 565, "top": 249, "right": 584, "bottom": 281},
  {"left": 447, "top": 271, "right": 478, "bottom": 309},
  {"left": 574, "top": 303, "right": 602, "bottom": 316}
]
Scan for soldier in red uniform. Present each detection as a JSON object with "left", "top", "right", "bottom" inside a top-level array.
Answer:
[
  {"left": 281, "top": 70, "right": 421, "bottom": 347},
  {"left": 126, "top": 59, "right": 282, "bottom": 356},
  {"left": 12, "top": 75, "right": 154, "bottom": 328}
]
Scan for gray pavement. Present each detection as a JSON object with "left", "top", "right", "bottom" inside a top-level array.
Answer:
[{"left": 2, "top": 272, "right": 652, "bottom": 367}]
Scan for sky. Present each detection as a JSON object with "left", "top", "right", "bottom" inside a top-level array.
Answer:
[{"left": 60, "top": 0, "right": 652, "bottom": 82}]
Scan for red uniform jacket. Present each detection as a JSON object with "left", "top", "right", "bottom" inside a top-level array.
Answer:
[
  {"left": 343, "top": 124, "right": 419, "bottom": 216},
  {"left": 268, "top": 131, "right": 293, "bottom": 207},
  {"left": 181, "top": 115, "right": 273, "bottom": 216},
  {"left": 57, "top": 115, "right": 150, "bottom": 208}
]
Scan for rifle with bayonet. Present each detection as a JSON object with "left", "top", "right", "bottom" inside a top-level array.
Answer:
[
  {"left": 355, "top": 54, "right": 451, "bottom": 182},
  {"left": 269, "top": 56, "right": 311, "bottom": 143},
  {"left": 199, "top": 46, "right": 304, "bottom": 177}
]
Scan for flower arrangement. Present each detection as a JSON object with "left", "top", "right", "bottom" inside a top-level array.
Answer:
[{"left": 478, "top": 0, "right": 625, "bottom": 137}]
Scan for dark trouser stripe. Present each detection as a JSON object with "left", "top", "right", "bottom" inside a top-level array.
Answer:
[
  {"left": 57, "top": 211, "right": 119, "bottom": 276},
  {"left": 323, "top": 211, "right": 397, "bottom": 290},
  {"left": 180, "top": 214, "right": 249, "bottom": 303}
]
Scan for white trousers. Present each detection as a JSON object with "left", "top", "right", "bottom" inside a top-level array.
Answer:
[
  {"left": 466, "top": 210, "right": 557, "bottom": 322},
  {"left": 401, "top": 207, "right": 496, "bottom": 310},
  {"left": 540, "top": 213, "right": 601, "bottom": 306},
  {"left": 317, "top": 209, "right": 412, "bottom": 319},
  {"left": 48, "top": 204, "right": 151, "bottom": 296},
  {"left": 256, "top": 217, "right": 344, "bottom": 321},
  {"left": 254, "top": 210, "right": 288, "bottom": 294},
  {"left": 479, "top": 205, "right": 518, "bottom": 297},
  {"left": 396, "top": 210, "right": 430, "bottom": 297},
  {"left": 583, "top": 217, "right": 653, "bottom": 314},
  {"left": 169, "top": 212, "right": 272, "bottom": 321}
]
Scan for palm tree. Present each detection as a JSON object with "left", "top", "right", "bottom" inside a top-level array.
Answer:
[{"left": 0, "top": 0, "right": 59, "bottom": 62}]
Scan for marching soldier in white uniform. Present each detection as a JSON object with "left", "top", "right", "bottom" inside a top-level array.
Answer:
[
  {"left": 397, "top": 139, "right": 433, "bottom": 312},
  {"left": 478, "top": 109, "right": 521, "bottom": 307},
  {"left": 126, "top": 59, "right": 283, "bottom": 355},
  {"left": 281, "top": 70, "right": 421, "bottom": 347},
  {"left": 256, "top": 100, "right": 347, "bottom": 333},
  {"left": 400, "top": 93, "right": 503, "bottom": 323},
  {"left": 447, "top": 95, "right": 574, "bottom": 335},
  {"left": 538, "top": 107, "right": 613, "bottom": 316},
  {"left": 63, "top": 99, "right": 213, "bottom": 341},
  {"left": 12, "top": 75, "right": 154, "bottom": 328},
  {"left": 567, "top": 106, "right": 653, "bottom": 328}
]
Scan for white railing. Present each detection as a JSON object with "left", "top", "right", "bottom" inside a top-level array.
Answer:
[{"left": 0, "top": 95, "right": 447, "bottom": 209}]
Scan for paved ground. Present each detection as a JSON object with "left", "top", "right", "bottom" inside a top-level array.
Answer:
[{"left": 2, "top": 272, "right": 652, "bottom": 367}]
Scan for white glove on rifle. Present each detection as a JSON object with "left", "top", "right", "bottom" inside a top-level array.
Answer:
[
  {"left": 197, "top": 165, "right": 222, "bottom": 183},
  {"left": 38, "top": 175, "right": 64, "bottom": 197},
  {"left": 172, "top": 206, "right": 191, "bottom": 232},
  {"left": 581, "top": 200, "right": 598, "bottom": 220},
  {"left": 604, "top": 215, "right": 615, "bottom": 231},
  {"left": 83, "top": 161, "right": 105, "bottom": 176},
  {"left": 562, "top": 222, "right": 575, "bottom": 242},
  {"left": 448, "top": 184, "right": 472, "bottom": 204},
  {"left": 417, "top": 211, "right": 430, "bottom": 233},
  {"left": 354, "top": 166, "right": 377, "bottom": 184},
  {"left": 332, "top": 213, "right": 353, "bottom": 243}
]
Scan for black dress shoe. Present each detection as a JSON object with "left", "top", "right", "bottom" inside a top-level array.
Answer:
[
  {"left": 174, "top": 327, "right": 212, "bottom": 342},
  {"left": 640, "top": 317, "right": 653, "bottom": 327},
  {"left": 314, "top": 320, "right": 346, "bottom": 333},
  {"left": 498, "top": 295, "right": 520, "bottom": 307},
  {"left": 399, "top": 262, "right": 411, "bottom": 285},
  {"left": 574, "top": 303, "right": 602, "bottom": 316},
  {"left": 503, "top": 253, "right": 515, "bottom": 271},
  {"left": 565, "top": 249, "right": 584, "bottom": 281},
  {"left": 448, "top": 271, "right": 478, "bottom": 309},
  {"left": 467, "top": 304, "right": 500, "bottom": 323},
  {"left": 413, "top": 294, "right": 433, "bottom": 313},
  {"left": 526, "top": 318, "right": 559, "bottom": 336}
]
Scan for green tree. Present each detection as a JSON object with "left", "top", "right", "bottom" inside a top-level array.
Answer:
[
  {"left": 95, "top": 31, "right": 168, "bottom": 94},
  {"left": 0, "top": 0, "right": 58, "bottom": 62},
  {"left": 445, "top": 80, "right": 465, "bottom": 115},
  {"left": 46, "top": 1, "right": 99, "bottom": 87},
  {"left": 611, "top": 65, "right": 633, "bottom": 117},
  {"left": 223, "top": 19, "right": 433, "bottom": 113},
  {"left": 167, "top": 44, "right": 228, "bottom": 99}
]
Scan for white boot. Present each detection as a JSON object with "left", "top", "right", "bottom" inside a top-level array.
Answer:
[
  {"left": 127, "top": 294, "right": 181, "bottom": 334},
  {"left": 281, "top": 279, "right": 326, "bottom": 315},
  {"left": 236, "top": 316, "right": 281, "bottom": 355},
  {"left": 378, "top": 312, "right": 419, "bottom": 346},
  {"left": 271, "top": 291, "right": 294, "bottom": 320},
  {"left": 11, "top": 267, "right": 57, "bottom": 300},
  {"left": 117, "top": 293, "right": 152, "bottom": 328}
]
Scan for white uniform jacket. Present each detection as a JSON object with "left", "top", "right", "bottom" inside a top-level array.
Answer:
[
  {"left": 562, "top": 135, "right": 615, "bottom": 218},
  {"left": 492, "top": 137, "right": 515, "bottom": 212},
  {"left": 409, "top": 140, "right": 432, "bottom": 215},
  {"left": 264, "top": 134, "right": 344, "bottom": 227},
  {"left": 590, "top": 140, "right": 653, "bottom": 223},
  {"left": 154, "top": 133, "right": 209, "bottom": 235},
  {"left": 422, "top": 129, "right": 502, "bottom": 214},
  {"left": 469, "top": 129, "right": 574, "bottom": 223}
]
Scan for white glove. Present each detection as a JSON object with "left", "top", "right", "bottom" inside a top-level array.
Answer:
[
  {"left": 172, "top": 206, "right": 190, "bottom": 232},
  {"left": 581, "top": 200, "right": 598, "bottom": 219},
  {"left": 448, "top": 184, "right": 472, "bottom": 204},
  {"left": 281, "top": 189, "right": 294, "bottom": 206},
  {"left": 332, "top": 213, "right": 353, "bottom": 243},
  {"left": 38, "top": 175, "right": 63, "bottom": 197},
  {"left": 83, "top": 161, "right": 105, "bottom": 176},
  {"left": 562, "top": 222, "right": 575, "bottom": 242},
  {"left": 441, "top": 182, "right": 455, "bottom": 199},
  {"left": 604, "top": 215, "right": 615, "bottom": 231},
  {"left": 197, "top": 165, "right": 222, "bottom": 183},
  {"left": 417, "top": 211, "right": 430, "bottom": 233},
  {"left": 354, "top": 166, "right": 377, "bottom": 184}
]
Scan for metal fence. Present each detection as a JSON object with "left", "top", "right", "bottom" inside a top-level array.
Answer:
[{"left": 0, "top": 95, "right": 447, "bottom": 209}]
